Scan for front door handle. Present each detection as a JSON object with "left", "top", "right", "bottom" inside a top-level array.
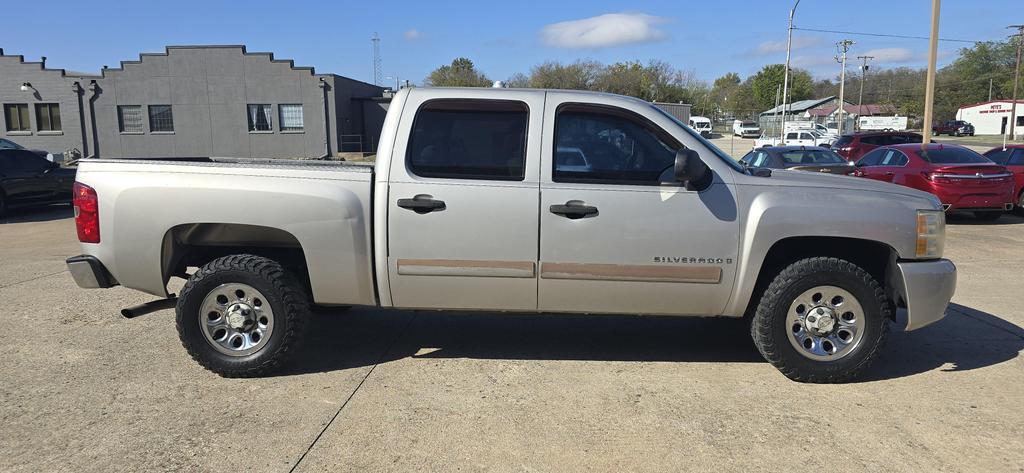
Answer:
[
  {"left": 550, "top": 201, "right": 598, "bottom": 219},
  {"left": 883, "top": 171, "right": 895, "bottom": 176},
  {"left": 397, "top": 195, "right": 446, "bottom": 214}
]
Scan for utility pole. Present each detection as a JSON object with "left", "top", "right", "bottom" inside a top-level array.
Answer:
[
  {"left": 780, "top": 0, "right": 801, "bottom": 140},
  {"left": 1009, "top": 25, "right": 1023, "bottom": 141},
  {"left": 773, "top": 83, "right": 781, "bottom": 137},
  {"left": 922, "top": 0, "right": 941, "bottom": 146},
  {"left": 835, "top": 40, "right": 855, "bottom": 136},
  {"left": 988, "top": 78, "right": 993, "bottom": 101},
  {"left": 856, "top": 55, "right": 874, "bottom": 130}
]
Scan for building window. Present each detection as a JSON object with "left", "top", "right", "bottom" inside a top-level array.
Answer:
[
  {"left": 247, "top": 104, "right": 273, "bottom": 132},
  {"left": 35, "top": 103, "right": 62, "bottom": 132},
  {"left": 148, "top": 105, "right": 174, "bottom": 132},
  {"left": 1017, "top": 116, "right": 1024, "bottom": 127},
  {"left": 118, "top": 105, "right": 144, "bottom": 133},
  {"left": 279, "top": 104, "right": 304, "bottom": 132},
  {"left": 4, "top": 104, "right": 30, "bottom": 132}
]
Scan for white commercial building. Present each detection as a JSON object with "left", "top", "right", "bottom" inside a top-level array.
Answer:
[{"left": 955, "top": 100, "right": 1024, "bottom": 136}]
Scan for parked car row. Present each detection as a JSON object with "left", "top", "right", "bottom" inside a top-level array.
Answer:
[{"left": 744, "top": 129, "right": 1021, "bottom": 221}]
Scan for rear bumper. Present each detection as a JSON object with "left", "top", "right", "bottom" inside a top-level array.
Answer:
[
  {"left": 66, "top": 255, "right": 117, "bottom": 289},
  {"left": 894, "top": 259, "right": 956, "bottom": 331}
]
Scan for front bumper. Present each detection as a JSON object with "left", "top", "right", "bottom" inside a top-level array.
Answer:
[
  {"left": 894, "top": 259, "right": 956, "bottom": 331},
  {"left": 66, "top": 255, "right": 117, "bottom": 289}
]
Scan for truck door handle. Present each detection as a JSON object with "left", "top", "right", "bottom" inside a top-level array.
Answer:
[
  {"left": 550, "top": 201, "right": 598, "bottom": 219},
  {"left": 397, "top": 195, "right": 446, "bottom": 214}
]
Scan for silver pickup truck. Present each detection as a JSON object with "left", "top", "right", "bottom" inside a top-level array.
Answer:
[{"left": 66, "top": 87, "right": 956, "bottom": 383}]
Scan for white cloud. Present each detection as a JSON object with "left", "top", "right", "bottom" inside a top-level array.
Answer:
[
  {"left": 403, "top": 29, "right": 422, "bottom": 41},
  {"left": 540, "top": 13, "right": 670, "bottom": 49},
  {"left": 864, "top": 47, "right": 914, "bottom": 63},
  {"left": 757, "top": 36, "right": 822, "bottom": 54}
]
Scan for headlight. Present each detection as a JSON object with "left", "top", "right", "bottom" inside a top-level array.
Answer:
[{"left": 916, "top": 210, "right": 945, "bottom": 258}]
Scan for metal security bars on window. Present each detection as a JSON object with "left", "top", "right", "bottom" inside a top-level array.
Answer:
[
  {"left": 247, "top": 104, "right": 272, "bottom": 132},
  {"left": 148, "top": 105, "right": 174, "bottom": 132},
  {"left": 118, "top": 105, "right": 144, "bottom": 133},
  {"left": 279, "top": 104, "right": 304, "bottom": 132}
]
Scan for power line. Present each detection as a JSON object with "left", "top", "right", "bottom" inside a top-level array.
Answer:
[{"left": 793, "top": 26, "right": 981, "bottom": 44}]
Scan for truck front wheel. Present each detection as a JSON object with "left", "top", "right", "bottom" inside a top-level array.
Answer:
[
  {"left": 750, "top": 257, "right": 890, "bottom": 383},
  {"left": 176, "top": 254, "right": 309, "bottom": 377}
]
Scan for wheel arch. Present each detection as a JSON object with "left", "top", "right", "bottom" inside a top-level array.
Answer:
[
  {"left": 161, "top": 223, "right": 311, "bottom": 297},
  {"left": 742, "top": 236, "right": 899, "bottom": 320}
]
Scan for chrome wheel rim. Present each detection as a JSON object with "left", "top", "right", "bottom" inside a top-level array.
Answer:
[
  {"left": 199, "top": 283, "right": 274, "bottom": 357},
  {"left": 786, "top": 285, "right": 865, "bottom": 361}
]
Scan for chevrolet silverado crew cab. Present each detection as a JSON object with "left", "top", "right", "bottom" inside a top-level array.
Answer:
[{"left": 66, "top": 88, "right": 956, "bottom": 383}]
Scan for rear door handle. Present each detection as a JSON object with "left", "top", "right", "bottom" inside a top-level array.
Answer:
[
  {"left": 397, "top": 195, "right": 446, "bottom": 214},
  {"left": 883, "top": 172, "right": 895, "bottom": 176},
  {"left": 550, "top": 201, "right": 598, "bottom": 219}
]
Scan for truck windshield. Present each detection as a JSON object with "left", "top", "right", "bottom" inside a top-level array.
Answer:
[{"left": 650, "top": 105, "right": 744, "bottom": 171}]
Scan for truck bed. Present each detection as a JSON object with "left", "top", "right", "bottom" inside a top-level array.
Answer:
[{"left": 74, "top": 157, "right": 377, "bottom": 306}]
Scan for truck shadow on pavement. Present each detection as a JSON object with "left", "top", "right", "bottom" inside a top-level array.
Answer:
[
  {"left": 945, "top": 212, "right": 1024, "bottom": 226},
  {"left": 285, "top": 303, "right": 1022, "bottom": 382},
  {"left": 0, "top": 205, "right": 73, "bottom": 224}
]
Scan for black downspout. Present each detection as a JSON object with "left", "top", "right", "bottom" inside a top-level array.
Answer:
[
  {"left": 318, "top": 77, "right": 332, "bottom": 159},
  {"left": 73, "top": 81, "right": 88, "bottom": 157},
  {"left": 86, "top": 80, "right": 101, "bottom": 159}
]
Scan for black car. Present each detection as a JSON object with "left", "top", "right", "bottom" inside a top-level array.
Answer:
[
  {"left": 739, "top": 146, "right": 857, "bottom": 175},
  {"left": 0, "top": 149, "right": 77, "bottom": 216}
]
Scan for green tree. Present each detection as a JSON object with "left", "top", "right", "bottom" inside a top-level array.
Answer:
[
  {"left": 528, "top": 60, "right": 602, "bottom": 89},
  {"left": 424, "top": 58, "right": 491, "bottom": 87},
  {"left": 749, "top": 64, "right": 814, "bottom": 111}
]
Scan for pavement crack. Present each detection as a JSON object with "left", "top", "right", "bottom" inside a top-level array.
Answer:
[
  {"left": 288, "top": 312, "right": 419, "bottom": 472},
  {"left": 0, "top": 270, "right": 69, "bottom": 290}
]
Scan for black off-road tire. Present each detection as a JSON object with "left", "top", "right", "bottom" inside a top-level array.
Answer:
[
  {"left": 1016, "top": 192, "right": 1024, "bottom": 216},
  {"left": 750, "top": 257, "right": 890, "bottom": 383},
  {"left": 176, "top": 254, "right": 309, "bottom": 377},
  {"left": 973, "top": 211, "right": 1003, "bottom": 222}
]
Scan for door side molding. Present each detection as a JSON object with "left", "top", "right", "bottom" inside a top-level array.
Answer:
[
  {"left": 397, "top": 259, "right": 536, "bottom": 278},
  {"left": 540, "top": 262, "right": 722, "bottom": 284}
]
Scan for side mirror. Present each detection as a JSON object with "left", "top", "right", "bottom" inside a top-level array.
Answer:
[{"left": 674, "top": 149, "right": 710, "bottom": 189}]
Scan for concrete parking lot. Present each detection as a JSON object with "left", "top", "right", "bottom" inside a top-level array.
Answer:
[{"left": 1, "top": 204, "right": 1022, "bottom": 472}]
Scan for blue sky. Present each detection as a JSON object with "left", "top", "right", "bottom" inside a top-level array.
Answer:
[{"left": 2, "top": 0, "right": 1018, "bottom": 85}]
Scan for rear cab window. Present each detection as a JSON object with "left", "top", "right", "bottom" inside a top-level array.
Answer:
[{"left": 406, "top": 99, "right": 528, "bottom": 181}]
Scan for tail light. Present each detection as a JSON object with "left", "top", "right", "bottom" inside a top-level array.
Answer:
[{"left": 73, "top": 182, "right": 100, "bottom": 243}]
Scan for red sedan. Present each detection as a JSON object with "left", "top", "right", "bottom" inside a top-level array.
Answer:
[
  {"left": 982, "top": 145, "right": 1024, "bottom": 212},
  {"left": 851, "top": 143, "right": 1014, "bottom": 220}
]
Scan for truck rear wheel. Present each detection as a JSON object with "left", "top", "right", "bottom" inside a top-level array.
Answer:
[
  {"left": 750, "top": 257, "right": 890, "bottom": 383},
  {"left": 176, "top": 254, "right": 309, "bottom": 377}
]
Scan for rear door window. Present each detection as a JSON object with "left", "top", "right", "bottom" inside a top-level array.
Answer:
[
  {"left": 1008, "top": 149, "right": 1024, "bottom": 166},
  {"left": 407, "top": 99, "right": 528, "bottom": 181},
  {"left": 857, "top": 149, "right": 885, "bottom": 166}
]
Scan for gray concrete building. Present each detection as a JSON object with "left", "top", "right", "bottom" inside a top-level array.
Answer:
[{"left": 0, "top": 46, "right": 387, "bottom": 160}]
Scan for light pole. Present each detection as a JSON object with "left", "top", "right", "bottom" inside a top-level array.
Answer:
[
  {"left": 835, "top": 40, "right": 854, "bottom": 136},
  {"left": 856, "top": 55, "right": 874, "bottom": 130},
  {"left": 921, "top": 0, "right": 941, "bottom": 146},
  {"left": 780, "top": 0, "right": 801, "bottom": 140},
  {"left": 1008, "top": 25, "right": 1023, "bottom": 141}
]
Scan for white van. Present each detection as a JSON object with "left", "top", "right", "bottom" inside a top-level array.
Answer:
[
  {"left": 688, "top": 116, "right": 713, "bottom": 138},
  {"left": 733, "top": 120, "right": 761, "bottom": 138}
]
